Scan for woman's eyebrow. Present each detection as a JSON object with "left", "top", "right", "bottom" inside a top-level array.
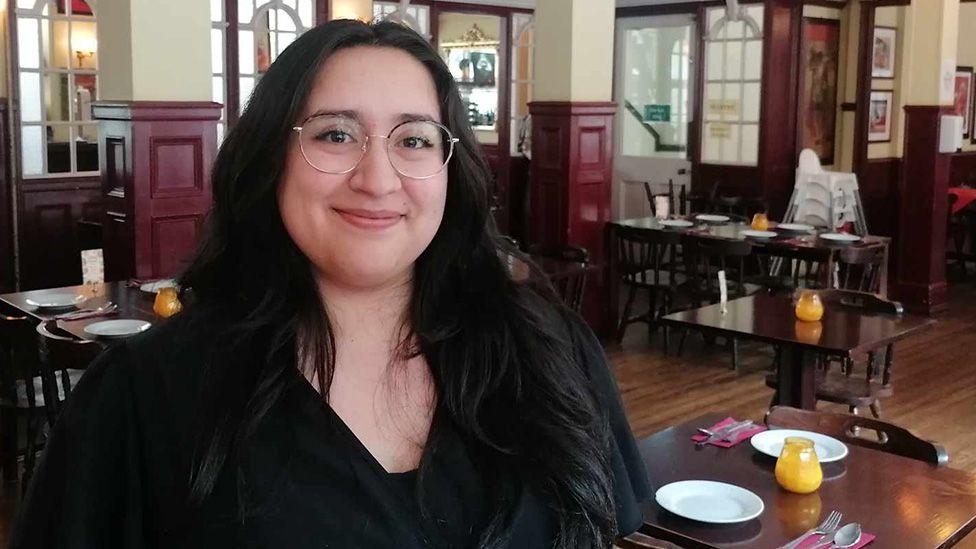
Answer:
[
  {"left": 303, "top": 110, "right": 439, "bottom": 125},
  {"left": 396, "top": 113, "right": 438, "bottom": 124}
]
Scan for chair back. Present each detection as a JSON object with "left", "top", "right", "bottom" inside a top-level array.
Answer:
[
  {"left": 765, "top": 406, "right": 948, "bottom": 466},
  {"left": 643, "top": 180, "right": 676, "bottom": 218},
  {"left": 836, "top": 244, "right": 886, "bottom": 293},
  {"left": 0, "top": 313, "right": 43, "bottom": 410},
  {"left": 817, "top": 288, "right": 903, "bottom": 315},
  {"left": 616, "top": 226, "right": 680, "bottom": 289},
  {"left": 757, "top": 245, "right": 829, "bottom": 290},
  {"left": 527, "top": 244, "right": 590, "bottom": 312},
  {"left": 682, "top": 234, "right": 752, "bottom": 299}
]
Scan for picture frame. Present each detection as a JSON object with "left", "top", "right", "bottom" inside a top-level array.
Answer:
[
  {"left": 955, "top": 67, "right": 974, "bottom": 139},
  {"left": 868, "top": 90, "right": 894, "bottom": 143},
  {"left": 871, "top": 26, "right": 897, "bottom": 79},
  {"left": 798, "top": 18, "right": 841, "bottom": 165}
]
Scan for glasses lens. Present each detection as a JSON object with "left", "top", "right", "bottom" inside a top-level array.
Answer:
[
  {"left": 299, "top": 115, "right": 366, "bottom": 173},
  {"left": 387, "top": 121, "right": 453, "bottom": 179}
]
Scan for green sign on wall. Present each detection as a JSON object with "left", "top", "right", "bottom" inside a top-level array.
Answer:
[{"left": 644, "top": 104, "right": 671, "bottom": 122}]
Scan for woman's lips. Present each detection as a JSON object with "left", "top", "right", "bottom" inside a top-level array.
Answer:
[{"left": 334, "top": 208, "right": 404, "bottom": 230}]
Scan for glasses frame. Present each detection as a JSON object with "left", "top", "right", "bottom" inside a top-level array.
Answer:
[{"left": 291, "top": 115, "right": 461, "bottom": 180}]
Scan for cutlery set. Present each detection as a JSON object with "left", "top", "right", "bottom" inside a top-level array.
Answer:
[
  {"left": 695, "top": 420, "right": 755, "bottom": 446},
  {"left": 779, "top": 510, "right": 863, "bottom": 549},
  {"left": 52, "top": 302, "right": 118, "bottom": 321}
]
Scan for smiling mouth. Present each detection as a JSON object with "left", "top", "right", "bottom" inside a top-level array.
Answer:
[{"left": 333, "top": 208, "right": 404, "bottom": 230}]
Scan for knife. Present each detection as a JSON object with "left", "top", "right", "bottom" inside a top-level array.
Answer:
[{"left": 696, "top": 420, "right": 752, "bottom": 446}]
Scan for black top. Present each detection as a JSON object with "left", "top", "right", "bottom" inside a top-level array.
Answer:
[{"left": 12, "top": 308, "right": 650, "bottom": 548}]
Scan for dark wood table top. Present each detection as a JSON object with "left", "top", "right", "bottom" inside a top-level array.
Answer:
[
  {"left": 612, "top": 216, "right": 890, "bottom": 252},
  {"left": 639, "top": 413, "right": 976, "bottom": 549},
  {"left": 660, "top": 294, "right": 934, "bottom": 357},
  {"left": 0, "top": 281, "right": 158, "bottom": 341}
]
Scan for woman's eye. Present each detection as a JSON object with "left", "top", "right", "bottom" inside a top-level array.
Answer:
[
  {"left": 399, "top": 136, "right": 432, "bottom": 149},
  {"left": 315, "top": 130, "right": 354, "bottom": 144}
]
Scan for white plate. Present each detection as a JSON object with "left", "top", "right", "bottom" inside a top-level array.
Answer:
[
  {"left": 818, "top": 232, "right": 861, "bottom": 243},
  {"left": 656, "top": 480, "right": 764, "bottom": 524},
  {"left": 777, "top": 223, "right": 815, "bottom": 233},
  {"left": 84, "top": 319, "right": 152, "bottom": 339},
  {"left": 695, "top": 214, "right": 730, "bottom": 224},
  {"left": 25, "top": 292, "right": 86, "bottom": 309},
  {"left": 139, "top": 279, "right": 178, "bottom": 293},
  {"left": 659, "top": 219, "right": 694, "bottom": 228},
  {"left": 750, "top": 429, "right": 849, "bottom": 463},
  {"left": 741, "top": 230, "right": 777, "bottom": 239}
]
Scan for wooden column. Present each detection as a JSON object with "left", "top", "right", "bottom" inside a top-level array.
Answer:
[
  {"left": 92, "top": 101, "right": 221, "bottom": 282},
  {"left": 529, "top": 101, "right": 615, "bottom": 333},
  {"left": 0, "top": 100, "right": 13, "bottom": 293}
]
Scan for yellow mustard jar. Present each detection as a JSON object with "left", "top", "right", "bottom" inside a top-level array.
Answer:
[
  {"left": 775, "top": 437, "right": 823, "bottom": 494},
  {"left": 751, "top": 212, "right": 770, "bottom": 231},
  {"left": 795, "top": 291, "right": 824, "bottom": 322},
  {"left": 153, "top": 287, "right": 183, "bottom": 318}
]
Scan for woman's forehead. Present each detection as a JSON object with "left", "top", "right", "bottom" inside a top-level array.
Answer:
[{"left": 303, "top": 46, "right": 442, "bottom": 127}]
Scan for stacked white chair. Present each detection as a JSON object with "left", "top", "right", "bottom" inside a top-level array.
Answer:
[{"left": 785, "top": 149, "right": 868, "bottom": 235}]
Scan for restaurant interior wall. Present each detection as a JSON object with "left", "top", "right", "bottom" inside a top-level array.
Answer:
[
  {"left": 330, "top": 0, "right": 372, "bottom": 21},
  {"left": 957, "top": 3, "right": 976, "bottom": 153}
]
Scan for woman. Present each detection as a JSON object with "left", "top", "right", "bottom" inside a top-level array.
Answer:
[{"left": 13, "top": 20, "right": 649, "bottom": 548}]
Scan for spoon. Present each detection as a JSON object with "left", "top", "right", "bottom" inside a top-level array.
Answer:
[{"left": 812, "top": 522, "right": 862, "bottom": 548}]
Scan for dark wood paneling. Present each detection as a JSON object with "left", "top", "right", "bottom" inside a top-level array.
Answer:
[
  {"left": 93, "top": 101, "right": 220, "bottom": 282},
  {"left": 949, "top": 151, "right": 976, "bottom": 186},
  {"left": 853, "top": 3, "right": 876, "bottom": 177},
  {"left": 528, "top": 101, "right": 615, "bottom": 335},
  {"left": 860, "top": 157, "right": 901, "bottom": 238},
  {"left": 893, "top": 106, "right": 950, "bottom": 314},
  {"left": 506, "top": 155, "right": 530, "bottom": 243},
  {"left": 17, "top": 177, "right": 102, "bottom": 290},
  {"left": 693, "top": 164, "right": 762, "bottom": 199},
  {"left": 0, "top": 100, "right": 13, "bottom": 293}
]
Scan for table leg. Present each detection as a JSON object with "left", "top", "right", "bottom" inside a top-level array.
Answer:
[
  {"left": 879, "top": 241, "right": 890, "bottom": 298},
  {"left": 777, "top": 345, "right": 818, "bottom": 409},
  {"left": 605, "top": 223, "right": 620, "bottom": 340}
]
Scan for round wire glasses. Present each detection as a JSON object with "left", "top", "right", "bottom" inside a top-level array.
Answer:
[{"left": 292, "top": 114, "right": 460, "bottom": 180}]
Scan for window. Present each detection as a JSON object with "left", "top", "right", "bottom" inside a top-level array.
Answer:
[
  {"left": 700, "top": 5, "right": 764, "bottom": 166},
  {"left": 510, "top": 13, "right": 533, "bottom": 156},
  {"left": 373, "top": 1, "right": 430, "bottom": 38},
  {"left": 16, "top": 0, "right": 99, "bottom": 177}
]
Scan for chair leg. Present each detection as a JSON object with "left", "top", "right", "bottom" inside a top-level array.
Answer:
[
  {"left": 1, "top": 409, "right": 16, "bottom": 483},
  {"left": 617, "top": 285, "right": 638, "bottom": 342},
  {"left": 22, "top": 415, "right": 36, "bottom": 498},
  {"left": 730, "top": 338, "right": 739, "bottom": 370},
  {"left": 677, "top": 330, "right": 689, "bottom": 356},
  {"left": 869, "top": 400, "right": 882, "bottom": 419}
]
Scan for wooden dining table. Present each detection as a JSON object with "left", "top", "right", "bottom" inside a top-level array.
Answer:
[
  {"left": 638, "top": 413, "right": 976, "bottom": 548},
  {"left": 0, "top": 281, "right": 158, "bottom": 341},
  {"left": 604, "top": 216, "right": 892, "bottom": 333},
  {"left": 659, "top": 294, "right": 934, "bottom": 409}
]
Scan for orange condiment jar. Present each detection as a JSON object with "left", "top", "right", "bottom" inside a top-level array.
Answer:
[
  {"left": 795, "top": 291, "right": 824, "bottom": 322},
  {"left": 751, "top": 212, "right": 770, "bottom": 231},
  {"left": 794, "top": 320, "right": 823, "bottom": 344},
  {"left": 153, "top": 287, "right": 183, "bottom": 318},
  {"left": 775, "top": 437, "right": 823, "bottom": 494}
]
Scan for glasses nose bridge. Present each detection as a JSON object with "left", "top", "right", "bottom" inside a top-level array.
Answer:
[{"left": 357, "top": 133, "right": 396, "bottom": 171}]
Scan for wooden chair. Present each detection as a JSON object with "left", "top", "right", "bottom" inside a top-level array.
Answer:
[
  {"left": 686, "top": 181, "right": 720, "bottom": 214},
  {"left": 643, "top": 180, "right": 686, "bottom": 218},
  {"left": 712, "top": 195, "right": 750, "bottom": 222},
  {"left": 615, "top": 532, "right": 683, "bottom": 549},
  {"left": 836, "top": 244, "right": 886, "bottom": 293},
  {"left": 678, "top": 235, "right": 758, "bottom": 369},
  {"left": 35, "top": 321, "right": 99, "bottom": 421},
  {"left": 750, "top": 246, "right": 829, "bottom": 295},
  {"left": 614, "top": 227, "right": 685, "bottom": 350},
  {"left": 527, "top": 244, "right": 591, "bottom": 313},
  {"left": 767, "top": 290, "right": 902, "bottom": 419},
  {"left": 765, "top": 406, "right": 949, "bottom": 466}
]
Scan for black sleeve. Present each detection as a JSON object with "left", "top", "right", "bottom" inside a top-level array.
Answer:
[
  {"left": 10, "top": 344, "right": 146, "bottom": 549},
  {"left": 565, "top": 311, "right": 652, "bottom": 536}
]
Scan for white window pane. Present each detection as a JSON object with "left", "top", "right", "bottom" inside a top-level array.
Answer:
[
  {"left": 18, "top": 18, "right": 40, "bottom": 69},
  {"left": 702, "top": 122, "right": 720, "bottom": 163},
  {"left": 275, "top": 9, "right": 296, "bottom": 31},
  {"left": 211, "top": 28, "right": 224, "bottom": 73},
  {"left": 724, "top": 84, "right": 741, "bottom": 121},
  {"left": 17, "top": 0, "right": 36, "bottom": 9},
  {"left": 299, "top": 0, "right": 313, "bottom": 27},
  {"left": 211, "top": 0, "right": 223, "bottom": 22},
  {"left": 284, "top": 0, "right": 296, "bottom": 9},
  {"left": 744, "top": 40, "right": 763, "bottom": 80},
  {"left": 239, "top": 30, "right": 255, "bottom": 74},
  {"left": 742, "top": 124, "right": 759, "bottom": 165},
  {"left": 725, "top": 41, "right": 742, "bottom": 80},
  {"left": 705, "top": 83, "right": 722, "bottom": 120},
  {"left": 706, "top": 41, "right": 723, "bottom": 81},
  {"left": 212, "top": 76, "right": 224, "bottom": 104},
  {"left": 20, "top": 72, "right": 42, "bottom": 122},
  {"left": 721, "top": 124, "right": 741, "bottom": 163},
  {"left": 707, "top": 7, "right": 722, "bottom": 30},
  {"left": 239, "top": 0, "right": 254, "bottom": 24},
  {"left": 21, "top": 126, "right": 43, "bottom": 176},
  {"left": 277, "top": 31, "right": 296, "bottom": 54},
  {"left": 742, "top": 83, "right": 761, "bottom": 122},
  {"left": 217, "top": 122, "right": 226, "bottom": 145},
  {"left": 725, "top": 19, "right": 744, "bottom": 39},
  {"left": 240, "top": 76, "right": 255, "bottom": 111}
]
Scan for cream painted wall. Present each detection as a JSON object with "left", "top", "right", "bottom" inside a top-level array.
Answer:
[
  {"left": 0, "top": 2, "right": 8, "bottom": 99},
  {"left": 867, "top": 6, "right": 904, "bottom": 160},
  {"left": 96, "top": 0, "right": 133, "bottom": 101},
  {"left": 331, "top": 0, "right": 373, "bottom": 21},
  {"left": 958, "top": 3, "right": 976, "bottom": 151},
  {"left": 534, "top": 0, "right": 613, "bottom": 102}
]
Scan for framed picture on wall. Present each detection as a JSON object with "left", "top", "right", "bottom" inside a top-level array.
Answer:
[
  {"left": 798, "top": 18, "right": 840, "bottom": 165},
  {"left": 871, "top": 27, "right": 897, "bottom": 79},
  {"left": 955, "top": 67, "right": 974, "bottom": 139},
  {"left": 868, "top": 90, "right": 894, "bottom": 143}
]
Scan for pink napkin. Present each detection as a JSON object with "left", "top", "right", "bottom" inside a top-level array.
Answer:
[
  {"left": 691, "top": 417, "right": 767, "bottom": 448},
  {"left": 794, "top": 532, "right": 876, "bottom": 548}
]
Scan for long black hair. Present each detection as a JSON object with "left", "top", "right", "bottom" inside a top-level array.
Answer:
[{"left": 180, "top": 19, "right": 617, "bottom": 548}]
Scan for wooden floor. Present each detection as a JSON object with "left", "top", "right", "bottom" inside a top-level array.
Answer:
[{"left": 0, "top": 283, "right": 974, "bottom": 546}]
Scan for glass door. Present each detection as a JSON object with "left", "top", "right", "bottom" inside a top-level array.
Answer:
[{"left": 613, "top": 14, "right": 695, "bottom": 219}]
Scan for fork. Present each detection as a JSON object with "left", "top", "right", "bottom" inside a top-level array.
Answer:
[
  {"left": 778, "top": 510, "right": 842, "bottom": 549},
  {"left": 54, "top": 302, "right": 117, "bottom": 321}
]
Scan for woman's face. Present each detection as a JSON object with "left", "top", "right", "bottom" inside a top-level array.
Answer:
[{"left": 279, "top": 46, "right": 448, "bottom": 291}]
